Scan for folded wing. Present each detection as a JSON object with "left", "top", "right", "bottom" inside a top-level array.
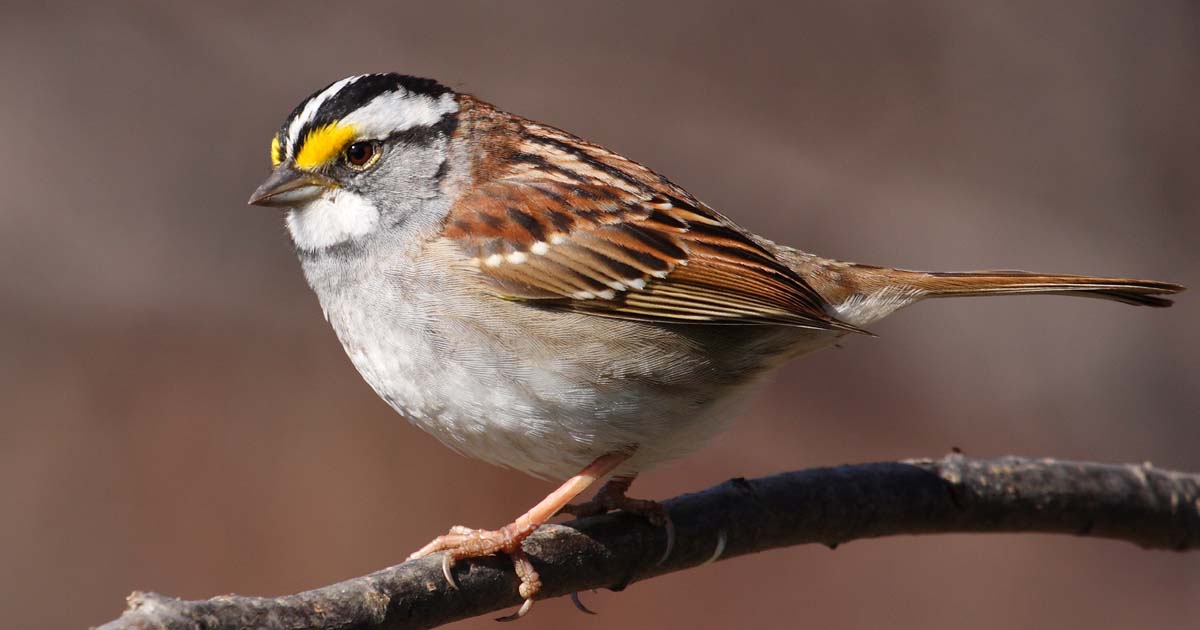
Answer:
[{"left": 443, "top": 176, "right": 862, "bottom": 332}]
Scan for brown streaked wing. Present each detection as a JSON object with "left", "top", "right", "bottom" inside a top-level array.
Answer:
[{"left": 442, "top": 177, "right": 862, "bottom": 332}]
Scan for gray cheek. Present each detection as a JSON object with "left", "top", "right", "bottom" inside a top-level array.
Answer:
[
  {"left": 351, "top": 142, "right": 452, "bottom": 234},
  {"left": 358, "top": 141, "right": 448, "bottom": 197}
]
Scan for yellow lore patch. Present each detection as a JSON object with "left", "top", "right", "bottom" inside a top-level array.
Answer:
[
  {"left": 294, "top": 122, "right": 357, "bottom": 170},
  {"left": 270, "top": 134, "right": 282, "bottom": 167}
]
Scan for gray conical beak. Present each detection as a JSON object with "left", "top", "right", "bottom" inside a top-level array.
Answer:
[{"left": 247, "top": 166, "right": 337, "bottom": 207}]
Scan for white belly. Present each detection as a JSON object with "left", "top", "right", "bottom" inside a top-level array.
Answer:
[
  {"left": 309, "top": 251, "right": 841, "bottom": 481},
  {"left": 333, "top": 309, "right": 739, "bottom": 479}
]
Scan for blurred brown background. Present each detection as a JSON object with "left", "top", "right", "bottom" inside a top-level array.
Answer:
[{"left": 2, "top": 2, "right": 1197, "bottom": 628}]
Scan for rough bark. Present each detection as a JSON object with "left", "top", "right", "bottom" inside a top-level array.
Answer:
[{"left": 95, "top": 455, "right": 1200, "bottom": 630}]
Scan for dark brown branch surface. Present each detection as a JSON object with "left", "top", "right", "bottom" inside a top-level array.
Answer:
[{"left": 96, "top": 455, "right": 1200, "bottom": 630}]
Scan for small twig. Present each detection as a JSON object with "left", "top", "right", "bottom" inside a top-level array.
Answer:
[{"left": 95, "top": 455, "right": 1200, "bottom": 630}]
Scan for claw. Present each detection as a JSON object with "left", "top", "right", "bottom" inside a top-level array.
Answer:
[
  {"left": 702, "top": 529, "right": 727, "bottom": 566},
  {"left": 570, "top": 591, "right": 599, "bottom": 615},
  {"left": 656, "top": 511, "right": 676, "bottom": 566},
  {"left": 495, "top": 597, "right": 535, "bottom": 622},
  {"left": 441, "top": 553, "right": 458, "bottom": 589}
]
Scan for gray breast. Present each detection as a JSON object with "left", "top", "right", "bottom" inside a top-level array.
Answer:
[{"left": 299, "top": 238, "right": 833, "bottom": 479}]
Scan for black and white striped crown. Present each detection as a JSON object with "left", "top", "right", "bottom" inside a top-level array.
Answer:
[{"left": 271, "top": 74, "right": 457, "bottom": 168}]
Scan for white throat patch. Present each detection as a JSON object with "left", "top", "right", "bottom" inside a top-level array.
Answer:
[{"left": 285, "top": 189, "right": 380, "bottom": 250}]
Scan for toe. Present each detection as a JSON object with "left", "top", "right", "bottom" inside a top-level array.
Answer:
[{"left": 495, "top": 549, "right": 540, "bottom": 621}]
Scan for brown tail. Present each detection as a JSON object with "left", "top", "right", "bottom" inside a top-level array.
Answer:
[{"left": 911, "top": 270, "right": 1184, "bottom": 307}]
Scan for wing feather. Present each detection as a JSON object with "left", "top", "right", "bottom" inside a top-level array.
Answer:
[{"left": 440, "top": 117, "right": 863, "bottom": 332}]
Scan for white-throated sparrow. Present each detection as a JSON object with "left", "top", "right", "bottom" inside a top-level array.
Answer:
[{"left": 248, "top": 73, "right": 1183, "bottom": 617}]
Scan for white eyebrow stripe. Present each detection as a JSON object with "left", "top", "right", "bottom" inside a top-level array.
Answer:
[
  {"left": 286, "top": 75, "right": 364, "bottom": 156},
  {"left": 340, "top": 91, "right": 459, "bottom": 139}
]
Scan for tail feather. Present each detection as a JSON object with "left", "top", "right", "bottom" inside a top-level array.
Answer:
[{"left": 916, "top": 270, "right": 1184, "bottom": 308}]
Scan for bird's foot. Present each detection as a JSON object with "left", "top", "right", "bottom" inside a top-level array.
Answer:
[
  {"left": 407, "top": 452, "right": 633, "bottom": 620},
  {"left": 409, "top": 523, "right": 542, "bottom": 620},
  {"left": 560, "top": 476, "right": 675, "bottom": 564}
]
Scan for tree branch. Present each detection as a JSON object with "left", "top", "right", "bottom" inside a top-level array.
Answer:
[{"left": 95, "top": 455, "right": 1200, "bottom": 630}]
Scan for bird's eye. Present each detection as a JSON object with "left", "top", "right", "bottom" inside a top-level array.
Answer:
[{"left": 343, "top": 141, "right": 379, "bottom": 169}]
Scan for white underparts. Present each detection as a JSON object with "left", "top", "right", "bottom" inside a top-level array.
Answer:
[{"left": 286, "top": 190, "right": 380, "bottom": 250}]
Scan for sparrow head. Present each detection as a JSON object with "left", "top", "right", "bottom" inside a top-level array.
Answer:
[{"left": 249, "top": 74, "right": 460, "bottom": 251}]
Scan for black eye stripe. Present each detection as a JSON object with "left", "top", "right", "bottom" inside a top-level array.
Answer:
[
  {"left": 384, "top": 125, "right": 439, "bottom": 147},
  {"left": 382, "top": 112, "right": 458, "bottom": 148}
]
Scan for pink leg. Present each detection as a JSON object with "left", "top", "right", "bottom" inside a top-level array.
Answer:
[{"left": 408, "top": 451, "right": 630, "bottom": 619}]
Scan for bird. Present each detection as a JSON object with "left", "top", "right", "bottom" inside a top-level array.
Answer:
[{"left": 248, "top": 73, "right": 1183, "bottom": 617}]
